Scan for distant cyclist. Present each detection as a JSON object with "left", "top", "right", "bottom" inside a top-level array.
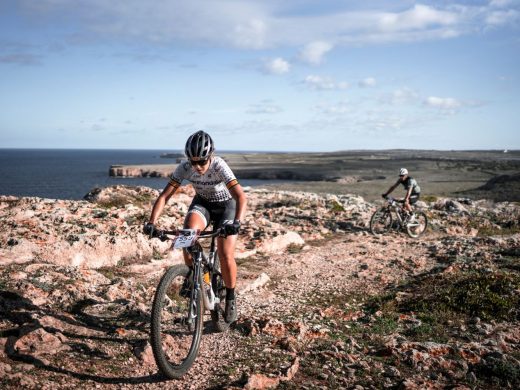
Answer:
[
  {"left": 382, "top": 168, "right": 421, "bottom": 215},
  {"left": 144, "top": 130, "right": 247, "bottom": 323}
]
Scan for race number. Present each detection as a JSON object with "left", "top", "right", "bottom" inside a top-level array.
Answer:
[{"left": 172, "top": 229, "right": 199, "bottom": 248}]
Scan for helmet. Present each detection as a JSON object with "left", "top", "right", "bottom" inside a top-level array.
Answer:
[
  {"left": 185, "top": 130, "right": 214, "bottom": 160},
  {"left": 399, "top": 168, "right": 408, "bottom": 176}
]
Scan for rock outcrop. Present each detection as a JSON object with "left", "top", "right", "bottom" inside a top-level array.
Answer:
[
  {"left": 109, "top": 164, "right": 175, "bottom": 178},
  {"left": 0, "top": 185, "right": 519, "bottom": 389}
]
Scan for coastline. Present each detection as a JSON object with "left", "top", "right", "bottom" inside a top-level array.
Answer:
[
  {"left": 108, "top": 149, "right": 520, "bottom": 202},
  {"left": 1, "top": 148, "right": 519, "bottom": 202}
]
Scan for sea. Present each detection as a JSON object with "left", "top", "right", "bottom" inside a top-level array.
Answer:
[{"left": 0, "top": 149, "right": 272, "bottom": 200}]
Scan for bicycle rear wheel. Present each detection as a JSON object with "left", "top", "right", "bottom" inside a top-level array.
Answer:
[
  {"left": 370, "top": 208, "right": 393, "bottom": 235},
  {"left": 210, "top": 254, "right": 230, "bottom": 332},
  {"left": 150, "top": 264, "right": 203, "bottom": 379},
  {"left": 406, "top": 211, "right": 428, "bottom": 238}
]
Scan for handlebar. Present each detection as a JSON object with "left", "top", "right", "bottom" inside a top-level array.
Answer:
[
  {"left": 383, "top": 195, "right": 404, "bottom": 206},
  {"left": 152, "top": 227, "right": 225, "bottom": 242}
]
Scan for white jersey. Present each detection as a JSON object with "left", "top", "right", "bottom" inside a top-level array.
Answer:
[{"left": 170, "top": 156, "right": 238, "bottom": 202}]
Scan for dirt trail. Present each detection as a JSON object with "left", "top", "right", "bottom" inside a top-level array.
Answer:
[
  {"left": 124, "top": 231, "right": 436, "bottom": 389},
  {"left": 0, "top": 231, "right": 432, "bottom": 389}
]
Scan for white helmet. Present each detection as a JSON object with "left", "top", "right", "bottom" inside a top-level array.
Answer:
[{"left": 399, "top": 168, "right": 408, "bottom": 176}]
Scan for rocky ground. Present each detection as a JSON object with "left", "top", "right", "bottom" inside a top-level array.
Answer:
[{"left": 0, "top": 185, "right": 519, "bottom": 389}]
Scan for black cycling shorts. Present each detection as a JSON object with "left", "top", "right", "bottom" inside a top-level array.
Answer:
[
  {"left": 409, "top": 194, "right": 420, "bottom": 205},
  {"left": 186, "top": 195, "right": 236, "bottom": 228}
]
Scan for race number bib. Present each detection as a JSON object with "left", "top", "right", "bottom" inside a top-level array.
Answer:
[{"left": 172, "top": 229, "right": 199, "bottom": 248}]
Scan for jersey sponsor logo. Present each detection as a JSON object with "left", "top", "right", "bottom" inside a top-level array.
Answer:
[{"left": 192, "top": 180, "right": 222, "bottom": 186}]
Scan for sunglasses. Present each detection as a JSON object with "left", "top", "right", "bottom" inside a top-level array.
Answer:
[{"left": 190, "top": 159, "right": 209, "bottom": 167}]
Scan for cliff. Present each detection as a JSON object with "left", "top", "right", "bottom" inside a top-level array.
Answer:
[{"left": 109, "top": 164, "right": 175, "bottom": 178}]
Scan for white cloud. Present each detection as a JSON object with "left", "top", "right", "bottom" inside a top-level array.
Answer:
[
  {"left": 424, "top": 96, "right": 462, "bottom": 111},
  {"left": 490, "top": 0, "right": 514, "bottom": 8},
  {"left": 359, "top": 77, "right": 377, "bottom": 87},
  {"left": 314, "top": 101, "right": 351, "bottom": 115},
  {"left": 299, "top": 41, "right": 334, "bottom": 65},
  {"left": 304, "top": 75, "right": 349, "bottom": 90},
  {"left": 264, "top": 57, "right": 290, "bottom": 74},
  {"left": 380, "top": 87, "right": 420, "bottom": 105},
  {"left": 18, "top": 1, "right": 520, "bottom": 50},
  {"left": 485, "top": 9, "right": 520, "bottom": 26},
  {"left": 378, "top": 5, "right": 458, "bottom": 32},
  {"left": 234, "top": 19, "right": 267, "bottom": 49},
  {"left": 247, "top": 100, "right": 283, "bottom": 114}
]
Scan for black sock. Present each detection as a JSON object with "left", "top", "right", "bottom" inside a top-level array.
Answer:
[{"left": 226, "top": 288, "right": 235, "bottom": 301}]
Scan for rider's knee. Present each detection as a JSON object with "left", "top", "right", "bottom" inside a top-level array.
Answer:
[{"left": 219, "top": 253, "right": 235, "bottom": 265}]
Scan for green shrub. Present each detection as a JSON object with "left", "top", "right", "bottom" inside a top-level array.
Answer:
[
  {"left": 421, "top": 195, "right": 438, "bottom": 203},
  {"left": 287, "top": 243, "right": 304, "bottom": 254},
  {"left": 329, "top": 200, "right": 345, "bottom": 212},
  {"left": 404, "top": 271, "right": 520, "bottom": 321}
]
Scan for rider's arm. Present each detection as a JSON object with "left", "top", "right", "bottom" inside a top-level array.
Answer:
[
  {"left": 148, "top": 181, "right": 179, "bottom": 224},
  {"left": 404, "top": 187, "right": 413, "bottom": 204},
  {"left": 229, "top": 183, "right": 247, "bottom": 221},
  {"left": 383, "top": 181, "right": 399, "bottom": 197}
]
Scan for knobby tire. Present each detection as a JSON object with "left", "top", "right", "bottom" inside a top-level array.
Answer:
[
  {"left": 406, "top": 211, "right": 428, "bottom": 238},
  {"left": 150, "top": 264, "right": 203, "bottom": 379},
  {"left": 370, "top": 208, "right": 393, "bottom": 235}
]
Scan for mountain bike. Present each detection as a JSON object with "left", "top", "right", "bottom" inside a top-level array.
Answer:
[
  {"left": 370, "top": 196, "right": 428, "bottom": 238},
  {"left": 149, "top": 226, "right": 229, "bottom": 379}
]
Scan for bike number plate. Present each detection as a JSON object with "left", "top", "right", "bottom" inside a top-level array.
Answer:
[{"left": 172, "top": 229, "right": 199, "bottom": 248}]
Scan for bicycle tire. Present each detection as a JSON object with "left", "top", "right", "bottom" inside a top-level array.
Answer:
[
  {"left": 370, "top": 208, "right": 393, "bottom": 235},
  {"left": 406, "top": 211, "right": 428, "bottom": 238},
  {"left": 210, "top": 254, "right": 230, "bottom": 332},
  {"left": 150, "top": 264, "right": 203, "bottom": 379}
]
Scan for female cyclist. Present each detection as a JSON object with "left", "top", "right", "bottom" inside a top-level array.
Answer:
[{"left": 144, "top": 130, "right": 247, "bottom": 323}]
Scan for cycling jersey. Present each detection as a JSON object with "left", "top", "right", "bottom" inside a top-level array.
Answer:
[
  {"left": 400, "top": 176, "right": 421, "bottom": 195},
  {"left": 169, "top": 156, "right": 239, "bottom": 203}
]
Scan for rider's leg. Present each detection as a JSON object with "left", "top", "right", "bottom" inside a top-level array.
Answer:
[
  {"left": 217, "top": 234, "right": 237, "bottom": 289},
  {"left": 182, "top": 211, "right": 207, "bottom": 266},
  {"left": 218, "top": 234, "right": 238, "bottom": 323},
  {"left": 407, "top": 195, "right": 419, "bottom": 215}
]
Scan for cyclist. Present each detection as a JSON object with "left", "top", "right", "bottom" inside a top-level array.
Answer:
[
  {"left": 144, "top": 130, "right": 247, "bottom": 323},
  {"left": 382, "top": 168, "right": 421, "bottom": 215}
]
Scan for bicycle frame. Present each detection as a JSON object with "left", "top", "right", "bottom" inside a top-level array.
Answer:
[
  {"left": 160, "top": 228, "right": 223, "bottom": 324},
  {"left": 385, "top": 196, "right": 407, "bottom": 229},
  {"left": 186, "top": 237, "right": 220, "bottom": 313}
]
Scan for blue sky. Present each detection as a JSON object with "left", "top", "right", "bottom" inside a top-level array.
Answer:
[{"left": 1, "top": 0, "right": 519, "bottom": 151}]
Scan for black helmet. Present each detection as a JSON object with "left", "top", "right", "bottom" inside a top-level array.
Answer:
[{"left": 185, "top": 130, "right": 214, "bottom": 160}]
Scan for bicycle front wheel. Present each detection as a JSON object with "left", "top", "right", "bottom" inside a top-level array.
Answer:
[
  {"left": 406, "top": 211, "right": 428, "bottom": 238},
  {"left": 370, "top": 208, "right": 393, "bottom": 235},
  {"left": 150, "top": 264, "right": 203, "bottom": 379}
]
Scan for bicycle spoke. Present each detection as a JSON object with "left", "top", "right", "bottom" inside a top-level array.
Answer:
[
  {"left": 151, "top": 265, "right": 203, "bottom": 379},
  {"left": 370, "top": 208, "right": 392, "bottom": 235},
  {"left": 406, "top": 211, "right": 428, "bottom": 238}
]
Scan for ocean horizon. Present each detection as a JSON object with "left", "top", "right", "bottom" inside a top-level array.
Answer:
[{"left": 0, "top": 149, "right": 280, "bottom": 200}]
